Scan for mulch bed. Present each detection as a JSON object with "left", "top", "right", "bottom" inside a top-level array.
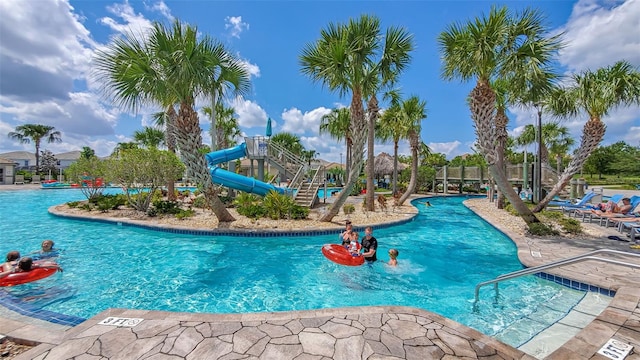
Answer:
[{"left": 0, "top": 339, "right": 33, "bottom": 358}]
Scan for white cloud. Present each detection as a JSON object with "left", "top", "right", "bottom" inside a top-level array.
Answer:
[
  {"left": 558, "top": 0, "right": 640, "bottom": 72},
  {"left": 428, "top": 141, "right": 462, "bottom": 159},
  {"left": 147, "top": 0, "right": 173, "bottom": 21},
  {"left": 232, "top": 98, "right": 267, "bottom": 128},
  {"left": 225, "top": 16, "right": 249, "bottom": 38},
  {"left": 240, "top": 58, "right": 261, "bottom": 78},
  {"left": 99, "top": 1, "right": 154, "bottom": 35},
  {"left": 281, "top": 107, "right": 332, "bottom": 135}
]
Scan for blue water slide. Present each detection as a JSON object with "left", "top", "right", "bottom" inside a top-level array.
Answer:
[{"left": 205, "top": 143, "right": 285, "bottom": 196}]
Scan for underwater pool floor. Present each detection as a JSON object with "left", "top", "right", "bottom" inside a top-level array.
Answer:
[{"left": 2, "top": 194, "right": 640, "bottom": 359}]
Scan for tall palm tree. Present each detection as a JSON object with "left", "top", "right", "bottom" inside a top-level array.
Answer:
[
  {"left": 439, "top": 6, "right": 562, "bottom": 224},
  {"left": 319, "top": 107, "right": 352, "bottom": 176},
  {"left": 271, "top": 132, "right": 303, "bottom": 155},
  {"left": 394, "top": 96, "right": 427, "bottom": 206},
  {"left": 152, "top": 107, "right": 178, "bottom": 201},
  {"left": 93, "top": 19, "right": 239, "bottom": 221},
  {"left": 8, "top": 124, "right": 62, "bottom": 174},
  {"left": 203, "top": 103, "right": 240, "bottom": 150},
  {"left": 204, "top": 44, "right": 250, "bottom": 151},
  {"left": 535, "top": 60, "right": 640, "bottom": 211},
  {"left": 111, "top": 142, "right": 139, "bottom": 157},
  {"left": 301, "top": 14, "right": 413, "bottom": 220},
  {"left": 80, "top": 146, "right": 95, "bottom": 160},
  {"left": 133, "top": 126, "right": 166, "bottom": 149},
  {"left": 514, "top": 122, "right": 574, "bottom": 172},
  {"left": 378, "top": 93, "right": 412, "bottom": 194}
]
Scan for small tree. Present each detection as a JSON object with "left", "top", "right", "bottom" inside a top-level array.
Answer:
[
  {"left": 66, "top": 157, "right": 109, "bottom": 200},
  {"left": 39, "top": 150, "right": 59, "bottom": 177},
  {"left": 107, "top": 148, "right": 185, "bottom": 212}
]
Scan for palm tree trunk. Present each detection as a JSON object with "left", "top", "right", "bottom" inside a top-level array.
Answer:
[
  {"left": 320, "top": 94, "right": 367, "bottom": 222},
  {"left": 35, "top": 141, "right": 41, "bottom": 175},
  {"left": 495, "top": 110, "right": 508, "bottom": 209},
  {"left": 533, "top": 118, "right": 605, "bottom": 212},
  {"left": 393, "top": 140, "right": 399, "bottom": 194},
  {"left": 470, "top": 80, "right": 539, "bottom": 224},
  {"left": 365, "top": 95, "right": 378, "bottom": 212},
  {"left": 166, "top": 106, "right": 178, "bottom": 201},
  {"left": 174, "top": 102, "right": 235, "bottom": 222},
  {"left": 397, "top": 132, "right": 419, "bottom": 205}
]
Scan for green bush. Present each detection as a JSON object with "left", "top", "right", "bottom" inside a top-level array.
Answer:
[
  {"left": 67, "top": 201, "right": 81, "bottom": 208},
  {"left": 152, "top": 200, "right": 181, "bottom": 215},
  {"left": 147, "top": 207, "right": 158, "bottom": 217},
  {"left": 175, "top": 209, "right": 196, "bottom": 219},
  {"left": 558, "top": 217, "right": 582, "bottom": 234},
  {"left": 290, "top": 205, "right": 309, "bottom": 220},
  {"left": 238, "top": 204, "right": 266, "bottom": 219},
  {"left": 343, "top": 203, "right": 355, "bottom": 215},
  {"left": 527, "top": 222, "right": 559, "bottom": 236},
  {"left": 263, "top": 191, "right": 296, "bottom": 220},
  {"left": 89, "top": 194, "right": 127, "bottom": 211},
  {"left": 192, "top": 196, "right": 208, "bottom": 209}
]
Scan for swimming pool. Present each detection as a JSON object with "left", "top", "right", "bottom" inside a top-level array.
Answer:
[{"left": 0, "top": 189, "right": 587, "bottom": 345}]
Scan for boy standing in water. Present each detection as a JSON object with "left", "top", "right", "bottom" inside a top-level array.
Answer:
[
  {"left": 361, "top": 227, "right": 378, "bottom": 262},
  {"left": 388, "top": 249, "right": 399, "bottom": 266}
]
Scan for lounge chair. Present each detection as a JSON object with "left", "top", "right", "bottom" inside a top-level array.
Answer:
[
  {"left": 14, "top": 175, "right": 25, "bottom": 185},
  {"left": 548, "top": 190, "right": 597, "bottom": 207},
  {"left": 31, "top": 175, "right": 41, "bottom": 184}
]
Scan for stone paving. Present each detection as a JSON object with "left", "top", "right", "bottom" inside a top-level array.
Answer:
[{"left": 2, "top": 189, "right": 640, "bottom": 359}]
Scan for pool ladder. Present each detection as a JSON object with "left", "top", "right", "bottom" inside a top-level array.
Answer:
[{"left": 474, "top": 249, "right": 640, "bottom": 305}]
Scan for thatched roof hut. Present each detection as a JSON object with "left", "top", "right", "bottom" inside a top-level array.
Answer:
[{"left": 373, "top": 152, "right": 407, "bottom": 177}]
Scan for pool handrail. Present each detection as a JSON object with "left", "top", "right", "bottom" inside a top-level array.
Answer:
[{"left": 474, "top": 249, "right": 640, "bottom": 304}]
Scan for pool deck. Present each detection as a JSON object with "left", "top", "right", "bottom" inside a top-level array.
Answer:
[{"left": 2, "top": 187, "right": 640, "bottom": 359}]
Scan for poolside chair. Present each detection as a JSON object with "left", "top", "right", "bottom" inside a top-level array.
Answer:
[
  {"left": 548, "top": 190, "right": 597, "bottom": 207},
  {"left": 31, "top": 175, "right": 41, "bottom": 184},
  {"left": 14, "top": 175, "right": 25, "bottom": 185}
]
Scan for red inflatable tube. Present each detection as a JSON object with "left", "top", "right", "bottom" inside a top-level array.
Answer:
[
  {"left": 0, "top": 267, "right": 58, "bottom": 287},
  {"left": 321, "top": 244, "right": 364, "bottom": 266}
]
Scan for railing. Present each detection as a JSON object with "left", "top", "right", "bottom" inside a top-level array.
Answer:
[{"left": 474, "top": 249, "right": 640, "bottom": 305}]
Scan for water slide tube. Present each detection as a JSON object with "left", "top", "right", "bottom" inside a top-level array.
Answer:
[{"left": 205, "top": 143, "right": 285, "bottom": 196}]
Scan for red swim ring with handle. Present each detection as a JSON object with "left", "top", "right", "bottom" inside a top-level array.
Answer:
[
  {"left": 322, "top": 244, "right": 364, "bottom": 266},
  {"left": 0, "top": 267, "right": 57, "bottom": 287}
]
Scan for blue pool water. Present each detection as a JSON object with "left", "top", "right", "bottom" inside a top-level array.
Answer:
[{"left": 0, "top": 189, "right": 586, "bottom": 342}]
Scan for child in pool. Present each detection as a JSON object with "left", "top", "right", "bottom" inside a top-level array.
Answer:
[
  {"left": 1, "top": 251, "right": 20, "bottom": 272},
  {"left": 31, "top": 239, "right": 59, "bottom": 259},
  {"left": 388, "top": 249, "right": 399, "bottom": 266},
  {"left": 348, "top": 231, "right": 361, "bottom": 256}
]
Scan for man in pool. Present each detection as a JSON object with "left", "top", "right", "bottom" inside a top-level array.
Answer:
[{"left": 360, "top": 226, "right": 378, "bottom": 262}]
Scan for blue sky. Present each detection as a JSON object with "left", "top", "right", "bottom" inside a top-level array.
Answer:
[{"left": 1, "top": 0, "right": 638, "bottom": 163}]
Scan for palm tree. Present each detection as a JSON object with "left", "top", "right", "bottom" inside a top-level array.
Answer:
[
  {"left": 393, "top": 96, "right": 427, "bottom": 206},
  {"left": 8, "top": 124, "right": 62, "bottom": 174},
  {"left": 204, "top": 44, "right": 250, "bottom": 151},
  {"left": 319, "top": 107, "right": 352, "bottom": 176},
  {"left": 514, "top": 122, "right": 574, "bottom": 172},
  {"left": 93, "top": 19, "right": 238, "bottom": 221},
  {"left": 80, "top": 146, "right": 96, "bottom": 160},
  {"left": 152, "top": 108, "right": 179, "bottom": 201},
  {"left": 111, "top": 142, "right": 139, "bottom": 157},
  {"left": 301, "top": 14, "right": 413, "bottom": 220},
  {"left": 439, "top": 6, "right": 562, "bottom": 225},
  {"left": 271, "top": 132, "right": 303, "bottom": 155},
  {"left": 378, "top": 93, "right": 412, "bottom": 194},
  {"left": 203, "top": 103, "right": 240, "bottom": 150},
  {"left": 535, "top": 60, "right": 640, "bottom": 211},
  {"left": 133, "top": 126, "right": 166, "bottom": 149}
]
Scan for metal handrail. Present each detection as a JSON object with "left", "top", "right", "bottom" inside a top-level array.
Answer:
[{"left": 474, "top": 249, "right": 640, "bottom": 304}]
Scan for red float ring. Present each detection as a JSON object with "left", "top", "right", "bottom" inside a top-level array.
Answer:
[{"left": 321, "top": 244, "right": 364, "bottom": 266}]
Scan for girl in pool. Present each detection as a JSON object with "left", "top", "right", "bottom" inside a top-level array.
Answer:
[
  {"left": 348, "top": 231, "right": 361, "bottom": 256},
  {"left": 388, "top": 249, "right": 399, "bottom": 266}
]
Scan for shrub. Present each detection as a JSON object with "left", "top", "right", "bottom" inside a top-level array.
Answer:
[
  {"left": 558, "top": 217, "right": 582, "bottom": 234},
  {"left": 290, "top": 205, "right": 309, "bottom": 220},
  {"left": 67, "top": 201, "right": 81, "bottom": 208},
  {"left": 192, "top": 196, "right": 208, "bottom": 209},
  {"left": 152, "top": 200, "right": 181, "bottom": 215},
  {"left": 175, "top": 209, "right": 196, "bottom": 220},
  {"left": 263, "top": 191, "right": 296, "bottom": 220},
  {"left": 343, "top": 203, "right": 355, "bottom": 215},
  {"left": 527, "top": 222, "right": 559, "bottom": 236},
  {"left": 147, "top": 207, "right": 158, "bottom": 217},
  {"left": 238, "top": 204, "right": 266, "bottom": 219}
]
